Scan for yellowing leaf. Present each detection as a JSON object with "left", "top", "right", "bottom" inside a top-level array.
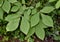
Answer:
[
  {"left": 31, "top": 12, "right": 40, "bottom": 27},
  {"left": 41, "top": 14, "right": 53, "bottom": 27},
  {"left": 20, "top": 17, "right": 30, "bottom": 35},
  {"left": 2, "top": 0, "right": 11, "bottom": 13},
  {"left": 40, "top": 6, "right": 55, "bottom": 13}
]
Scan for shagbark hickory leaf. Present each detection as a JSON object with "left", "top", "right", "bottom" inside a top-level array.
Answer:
[
  {"left": 31, "top": 12, "right": 40, "bottom": 27},
  {"left": 41, "top": 14, "right": 53, "bottom": 27},
  {"left": 40, "top": 6, "right": 55, "bottom": 13},
  {"left": 8, "top": 0, "right": 17, "bottom": 3},
  {"left": 11, "top": 5, "right": 20, "bottom": 12},
  {"left": 55, "top": 0, "right": 60, "bottom": 9},
  {"left": 20, "top": 17, "right": 30, "bottom": 35},
  {"left": 6, "top": 18, "right": 20, "bottom": 31},
  {"left": 2, "top": 0, "right": 11, "bottom": 13},
  {"left": 5, "top": 14, "right": 20, "bottom": 21},
  {"left": 0, "top": 8, "right": 4, "bottom": 19},
  {"left": 0, "top": 0, "right": 3, "bottom": 7},
  {"left": 35, "top": 22, "right": 45, "bottom": 40}
]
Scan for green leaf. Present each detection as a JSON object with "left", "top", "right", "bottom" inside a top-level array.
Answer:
[
  {"left": 31, "top": 12, "right": 40, "bottom": 27},
  {"left": 11, "top": 5, "right": 20, "bottom": 12},
  {"left": 0, "top": 0, "right": 3, "bottom": 7},
  {"left": 17, "top": 5, "right": 26, "bottom": 14},
  {"left": 13, "top": 2, "right": 21, "bottom": 6},
  {"left": 24, "top": 9, "right": 31, "bottom": 20},
  {"left": 2, "top": 0, "right": 11, "bottom": 13},
  {"left": 39, "top": 21, "right": 47, "bottom": 28},
  {"left": 41, "top": 14, "right": 53, "bottom": 27},
  {"left": 31, "top": 8, "right": 37, "bottom": 15},
  {"left": 54, "top": 35, "right": 60, "bottom": 40},
  {"left": 5, "top": 14, "right": 20, "bottom": 21},
  {"left": 28, "top": 37, "right": 34, "bottom": 42},
  {"left": 22, "top": 0, "right": 25, "bottom": 4},
  {"left": 0, "top": 8, "right": 4, "bottom": 19},
  {"left": 26, "top": 28, "right": 35, "bottom": 38},
  {"left": 6, "top": 18, "right": 20, "bottom": 31},
  {"left": 26, "top": 9, "right": 31, "bottom": 15},
  {"left": 40, "top": 6, "right": 55, "bottom": 13},
  {"left": 35, "top": 22, "right": 45, "bottom": 40},
  {"left": 49, "top": 0, "right": 56, "bottom": 2},
  {"left": 20, "top": 17, "right": 30, "bottom": 35},
  {"left": 8, "top": 0, "right": 17, "bottom": 3},
  {"left": 36, "top": 2, "right": 41, "bottom": 8},
  {"left": 55, "top": 0, "right": 60, "bottom": 9},
  {"left": 29, "top": 6, "right": 34, "bottom": 9}
]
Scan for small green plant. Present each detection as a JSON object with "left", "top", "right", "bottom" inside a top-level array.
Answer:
[{"left": 0, "top": 0, "right": 60, "bottom": 41}]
